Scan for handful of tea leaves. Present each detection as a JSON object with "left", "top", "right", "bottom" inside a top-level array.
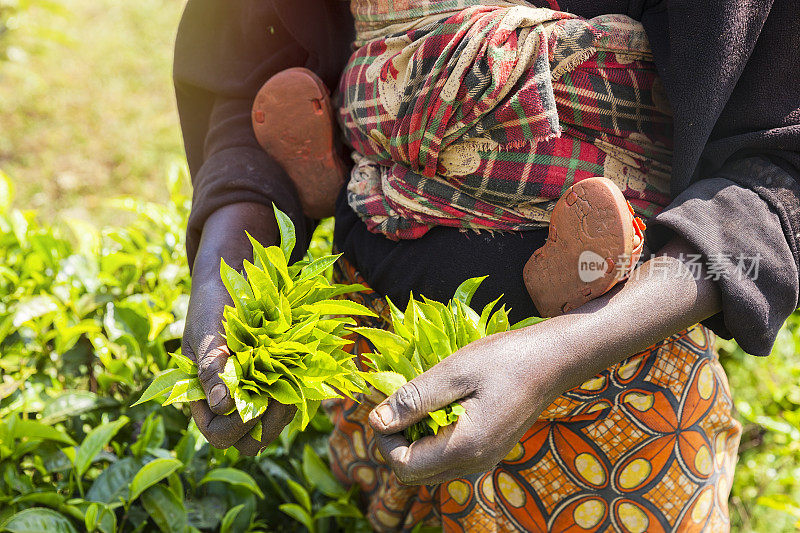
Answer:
[
  {"left": 356, "top": 277, "right": 545, "bottom": 442},
  {"left": 134, "top": 206, "right": 373, "bottom": 440}
]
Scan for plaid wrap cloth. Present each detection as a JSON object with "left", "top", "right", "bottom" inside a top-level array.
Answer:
[{"left": 338, "top": 1, "right": 673, "bottom": 240}]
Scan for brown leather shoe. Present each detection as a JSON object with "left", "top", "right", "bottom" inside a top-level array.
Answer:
[
  {"left": 523, "top": 177, "right": 645, "bottom": 317},
  {"left": 251, "top": 67, "right": 346, "bottom": 219}
]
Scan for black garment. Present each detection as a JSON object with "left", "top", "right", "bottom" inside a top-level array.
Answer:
[
  {"left": 174, "top": 0, "right": 800, "bottom": 356},
  {"left": 333, "top": 187, "right": 547, "bottom": 324}
]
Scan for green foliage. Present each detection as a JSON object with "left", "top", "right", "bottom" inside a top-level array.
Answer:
[
  {"left": 0, "top": 168, "right": 370, "bottom": 532},
  {"left": 1, "top": 0, "right": 27, "bottom": 59},
  {"left": 1, "top": 0, "right": 66, "bottom": 61},
  {"left": 215, "top": 207, "right": 373, "bottom": 433},
  {"left": 4, "top": 162, "right": 800, "bottom": 531},
  {"left": 718, "top": 312, "right": 800, "bottom": 532},
  {"left": 356, "top": 277, "right": 545, "bottom": 441},
  {"left": 136, "top": 206, "right": 373, "bottom": 440}
]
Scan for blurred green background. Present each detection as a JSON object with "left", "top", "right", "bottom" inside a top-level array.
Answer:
[
  {"left": 1, "top": 0, "right": 184, "bottom": 223},
  {"left": 2, "top": 1, "right": 800, "bottom": 532}
]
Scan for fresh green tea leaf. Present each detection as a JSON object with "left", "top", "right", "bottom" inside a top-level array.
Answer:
[
  {"left": 453, "top": 276, "right": 487, "bottom": 308},
  {"left": 128, "top": 458, "right": 183, "bottom": 503},
  {"left": 361, "top": 371, "right": 407, "bottom": 397},
  {"left": 140, "top": 484, "right": 187, "bottom": 533},
  {"left": 162, "top": 378, "right": 206, "bottom": 405},
  {"left": 132, "top": 369, "right": 194, "bottom": 407},
  {"left": 2, "top": 508, "right": 78, "bottom": 533},
  {"left": 220, "top": 505, "right": 246, "bottom": 533},
  {"left": 12, "top": 420, "right": 76, "bottom": 446},
  {"left": 279, "top": 503, "right": 314, "bottom": 533},
  {"left": 199, "top": 468, "right": 265, "bottom": 499},
  {"left": 285, "top": 478, "right": 312, "bottom": 512},
  {"left": 75, "top": 416, "right": 129, "bottom": 476},
  {"left": 273, "top": 203, "right": 296, "bottom": 261},
  {"left": 298, "top": 254, "right": 341, "bottom": 282},
  {"left": 249, "top": 420, "right": 263, "bottom": 442},
  {"left": 84, "top": 502, "right": 117, "bottom": 533},
  {"left": 152, "top": 208, "right": 373, "bottom": 440},
  {"left": 300, "top": 299, "right": 376, "bottom": 318},
  {"left": 510, "top": 316, "right": 547, "bottom": 330},
  {"left": 314, "top": 501, "right": 364, "bottom": 520},
  {"left": 86, "top": 457, "right": 145, "bottom": 504},
  {"left": 130, "top": 412, "right": 165, "bottom": 458},
  {"left": 302, "top": 445, "right": 346, "bottom": 498},
  {"left": 11, "top": 492, "right": 65, "bottom": 508},
  {"left": 428, "top": 408, "right": 449, "bottom": 427},
  {"left": 170, "top": 351, "right": 196, "bottom": 374},
  {"left": 359, "top": 276, "right": 537, "bottom": 442},
  {"left": 220, "top": 259, "right": 255, "bottom": 319},
  {"left": 41, "top": 391, "right": 99, "bottom": 423}
]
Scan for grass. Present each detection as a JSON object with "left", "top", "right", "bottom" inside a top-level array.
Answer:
[{"left": 0, "top": 0, "right": 186, "bottom": 224}]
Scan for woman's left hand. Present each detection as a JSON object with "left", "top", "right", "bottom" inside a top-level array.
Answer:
[{"left": 368, "top": 323, "right": 566, "bottom": 485}]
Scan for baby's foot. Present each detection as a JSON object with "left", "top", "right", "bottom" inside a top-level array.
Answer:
[
  {"left": 251, "top": 68, "right": 346, "bottom": 219},
  {"left": 523, "top": 177, "right": 645, "bottom": 317}
]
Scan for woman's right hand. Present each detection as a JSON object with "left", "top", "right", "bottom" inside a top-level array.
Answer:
[{"left": 183, "top": 202, "right": 296, "bottom": 455}]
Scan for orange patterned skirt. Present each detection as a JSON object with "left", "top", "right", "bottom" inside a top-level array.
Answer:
[{"left": 324, "top": 260, "right": 741, "bottom": 532}]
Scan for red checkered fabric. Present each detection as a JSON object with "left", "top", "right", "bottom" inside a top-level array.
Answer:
[{"left": 339, "top": 4, "right": 673, "bottom": 240}]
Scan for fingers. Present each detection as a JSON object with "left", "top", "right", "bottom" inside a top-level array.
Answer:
[
  {"left": 374, "top": 398, "right": 511, "bottom": 485},
  {"left": 190, "top": 400, "right": 257, "bottom": 450},
  {"left": 376, "top": 431, "right": 500, "bottom": 486},
  {"left": 183, "top": 273, "right": 236, "bottom": 415},
  {"left": 191, "top": 399, "right": 297, "bottom": 456},
  {"left": 368, "top": 363, "right": 469, "bottom": 435},
  {"left": 397, "top": 466, "right": 479, "bottom": 487},
  {"left": 196, "top": 343, "right": 236, "bottom": 415},
  {"left": 375, "top": 423, "right": 464, "bottom": 484},
  {"left": 234, "top": 402, "right": 297, "bottom": 456},
  {"left": 232, "top": 434, "right": 264, "bottom": 456},
  {"left": 260, "top": 401, "right": 298, "bottom": 444}
]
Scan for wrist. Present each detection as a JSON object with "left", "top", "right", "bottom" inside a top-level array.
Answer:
[
  {"left": 510, "top": 236, "right": 723, "bottom": 396},
  {"left": 193, "top": 202, "right": 278, "bottom": 280},
  {"left": 490, "top": 325, "right": 578, "bottom": 409}
]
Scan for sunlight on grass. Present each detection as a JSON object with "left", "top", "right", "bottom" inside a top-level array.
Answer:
[{"left": 0, "top": 0, "right": 186, "bottom": 224}]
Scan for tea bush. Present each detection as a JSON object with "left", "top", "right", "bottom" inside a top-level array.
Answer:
[
  {"left": 1, "top": 164, "right": 799, "bottom": 532},
  {"left": 0, "top": 167, "right": 369, "bottom": 532}
]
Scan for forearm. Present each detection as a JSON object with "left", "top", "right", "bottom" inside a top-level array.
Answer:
[{"left": 513, "top": 235, "right": 722, "bottom": 400}]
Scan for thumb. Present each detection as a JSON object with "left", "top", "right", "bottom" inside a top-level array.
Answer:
[
  {"left": 368, "top": 366, "right": 466, "bottom": 435},
  {"left": 194, "top": 339, "right": 236, "bottom": 416}
]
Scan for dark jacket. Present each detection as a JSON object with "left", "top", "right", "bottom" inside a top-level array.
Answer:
[{"left": 174, "top": 0, "right": 800, "bottom": 356}]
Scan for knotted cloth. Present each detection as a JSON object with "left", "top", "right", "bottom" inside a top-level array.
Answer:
[{"left": 338, "top": 1, "right": 673, "bottom": 240}]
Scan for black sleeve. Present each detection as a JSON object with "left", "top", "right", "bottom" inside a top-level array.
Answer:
[
  {"left": 173, "top": 0, "right": 311, "bottom": 269},
  {"left": 639, "top": 0, "right": 800, "bottom": 355}
]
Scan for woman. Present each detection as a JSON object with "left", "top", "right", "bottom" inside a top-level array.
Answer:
[{"left": 174, "top": 0, "right": 799, "bottom": 530}]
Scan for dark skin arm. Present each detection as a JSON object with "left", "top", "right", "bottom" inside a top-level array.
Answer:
[
  {"left": 184, "top": 202, "right": 296, "bottom": 455},
  {"left": 369, "top": 235, "right": 722, "bottom": 484}
]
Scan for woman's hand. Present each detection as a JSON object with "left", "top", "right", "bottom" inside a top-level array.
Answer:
[
  {"left": 369, "top": 236, "right": 723, "bottom": 483},
  {"left": 368, "top": 328, "right": 563, "bottom": 485},
  {"left": 184, "top": 202, "right": 295, "bottom": 455}
]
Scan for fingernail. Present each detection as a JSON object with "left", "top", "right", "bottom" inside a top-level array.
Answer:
[
  {"left": 376, "top": 404, "right": 394, "bottom": 426},
  {"left": 209, "top": 383, "right": 227, "bottom": 407}
]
